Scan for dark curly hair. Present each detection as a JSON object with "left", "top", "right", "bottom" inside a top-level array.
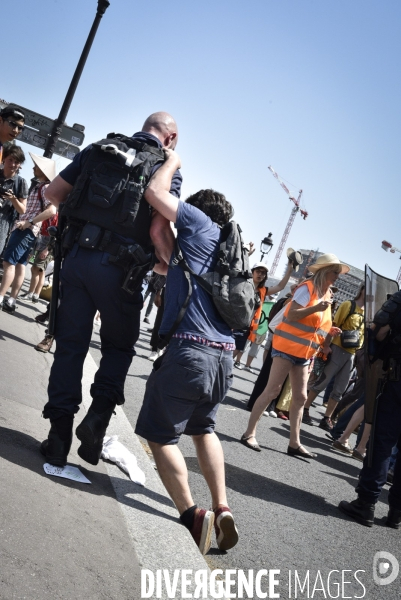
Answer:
[{"left": 185, "top": 189, "right": 233, "bottom": 226}]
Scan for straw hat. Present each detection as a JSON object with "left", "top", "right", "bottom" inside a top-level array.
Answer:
[
  {"left": 252, "top": 262, "right": 268, "bottom": 272},
  {"left": 29, "top": 152, "right": 56, "bottom": 182},
  {"left": 308, "top": 253, "right": 350, "bottom": 274}
]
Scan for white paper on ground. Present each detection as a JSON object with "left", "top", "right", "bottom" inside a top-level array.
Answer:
[
  {"left": 101, "top": 435, "right": 146, "bottom": 486},
  {"left": 43, "top": 463, "right": 91, "bottom": 484}
]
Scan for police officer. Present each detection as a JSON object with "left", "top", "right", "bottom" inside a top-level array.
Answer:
[
  {"left": 41, "top": 112, "right": 181, "bottom": 467},
  {"left": 339, "top": 290, "right": 401, "bottom": 528}
]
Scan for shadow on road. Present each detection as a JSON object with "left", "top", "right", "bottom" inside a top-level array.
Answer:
[
  {"left": 185, "top": 455, "right": 345, "bottom": 519},
  {"left": 0, "top": 425, "right": 179, "bottom": 524}
]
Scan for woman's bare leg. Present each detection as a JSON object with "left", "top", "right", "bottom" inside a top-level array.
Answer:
[
  {"left": 243, "top": 357, "right": 291, "bottom": 442},
  {"left": 288, "top": 364, "right": 309, "bottom": 449}
]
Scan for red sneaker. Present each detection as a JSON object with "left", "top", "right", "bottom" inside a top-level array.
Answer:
[
  {"left": 213, "top": 505, "right": 239, "bottom": 551},
  {"left": 190, "top": 508, "right": 214, "bottom": 555}
]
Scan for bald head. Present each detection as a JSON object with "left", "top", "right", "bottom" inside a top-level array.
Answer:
[{"left": 142, "top": 111, "right": 178, "bottom": 149}]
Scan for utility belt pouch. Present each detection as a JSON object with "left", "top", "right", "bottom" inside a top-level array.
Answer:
[
  {"left": 61, "top": 223, "right": 78, "bottom": 253},
  {"left": 116, "top": 180, "right": 142, "bottom": 225},
  {"left": 78, "top": 223, "right": 103, "bottom": 249},
  {"left": 388, "top": 358, "right": 401, "bottom": 381}
]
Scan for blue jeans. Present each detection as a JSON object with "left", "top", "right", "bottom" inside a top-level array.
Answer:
[
  {"left": 43, "top": 245, "right": 143, "bottom": 420},
  {"left": 356, "top": 380, "right": 401, "bottom": 508}
]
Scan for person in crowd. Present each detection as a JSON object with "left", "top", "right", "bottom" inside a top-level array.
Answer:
[
  {"left": 233, "top": 261, "right": 293, "bottom": 372},
  {"left": 303, "top": 285, "right": 365, "bottom": 430},
  {"left": 148, "top": 284, "right": 166, "bottom": 361},
  {"left": 339, "top": 290, "right": 401, "bottom": 529},
  {"left": 40, "top": 112, "right": 181, "bottom": 469},
  {"left": 246, "top": 281, "right": 305, "bottom": 415},
  {"left": 143, "top": 271, "right": 165, "bottom": 326},
  {"left": 19, "top": 210, "right": 58, "bottom": 303},
  {"left": 332, "top": 402, "right": 371, "bottom": 461},
  {"left": 240, "top": 254, "right": 347, "bottom": 457},
  {"left": 135, "top": 149, "right": 239, "bottom": 555},
  {"left": 0, "top": 144, "right": 28, "bottom": 259},
  {"left": 0, "top": 106, "right": 25, "bottom": 163},
  {"left": 0, "top": 154, "right": 56, "bottom": 314}
]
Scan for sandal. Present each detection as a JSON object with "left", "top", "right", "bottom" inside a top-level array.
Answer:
[
  {"left": 240, "top": 434, "right": 261, "bottom": 452},
  {"left": 287, "top": 445, "right": 316, "bottom": 459}
]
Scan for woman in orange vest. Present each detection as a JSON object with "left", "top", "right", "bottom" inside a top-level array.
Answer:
[{"left": 240, "top": 253, "right": 349, "bottom": 458}]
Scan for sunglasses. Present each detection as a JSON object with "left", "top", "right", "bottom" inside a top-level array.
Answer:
[{"left": 5, "top": 119, "right": 24, "bottom": 132}]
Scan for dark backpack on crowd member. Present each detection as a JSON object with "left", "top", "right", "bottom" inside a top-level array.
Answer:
[
  {"left": 159, "top": 221, "right": 254, "bottom": 348},
  {"left": 267, "top": 296, "right": 288, "bottom": 333},
  {"left": 62, "top": 133, "right": 165, "bottom": 249}
]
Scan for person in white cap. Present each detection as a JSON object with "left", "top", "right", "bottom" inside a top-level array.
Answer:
[{"left": 0, "top": 153, "right": 57, "bottom": 314}]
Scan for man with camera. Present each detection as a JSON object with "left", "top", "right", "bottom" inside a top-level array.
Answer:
[{"left": 0, "top": 144, "right": 28, "bottom": 259}]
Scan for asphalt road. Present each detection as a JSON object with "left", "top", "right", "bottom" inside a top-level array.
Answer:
[{"left": 88, "top": 306, "right": 401, "bottom": 600}]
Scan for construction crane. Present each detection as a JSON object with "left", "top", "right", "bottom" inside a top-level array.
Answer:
[
  {"left": 267, "top": 166, "right": 308, "bottom": 276},
  {"left": 381, "top": 240, "right": 401, "bottom": 286}
]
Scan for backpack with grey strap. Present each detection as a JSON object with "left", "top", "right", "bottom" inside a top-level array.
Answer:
[{"left": 159, "top": 221, "right": 255, "bottom": 348}]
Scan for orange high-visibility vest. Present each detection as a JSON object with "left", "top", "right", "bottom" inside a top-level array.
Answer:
[
  {"left": 272, "top": 280, "right": 332, "bottom": 359},
  {"left": 248, "top": 286, "right": 267, "bottom": 343}
]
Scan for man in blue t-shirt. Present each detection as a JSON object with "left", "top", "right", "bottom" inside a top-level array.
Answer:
[
  {"left": 135, "top": 149, "right": 239, "bottom": 556},
  {"left": 40, "top": 112, "right": 181, "bottom": 469}
]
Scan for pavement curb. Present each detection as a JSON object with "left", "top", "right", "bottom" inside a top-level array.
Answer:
[{"left": 81, "top": 351, "right": 214, "bottom": 597}]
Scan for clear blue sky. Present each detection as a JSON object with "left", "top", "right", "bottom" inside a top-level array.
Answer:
[{"left": 6, "top": 0, "right": 401, "bottom": 282}]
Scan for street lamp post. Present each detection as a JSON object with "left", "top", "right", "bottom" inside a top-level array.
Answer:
[
  {"left": 44, "top": 0, "right": 110, "bottom": 158},
  {"left": 260, "top": 233, "right": 274, "bottom": 262}
]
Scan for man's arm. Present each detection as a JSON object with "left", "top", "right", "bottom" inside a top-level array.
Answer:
[
  {"left": 16, "top": 203, "right": 57, "bottom": 230},
  {"left": 144, "top": 150, "right": 181, "bottom": 223},
  {"left": 43, "top": 175, "right": 73, "bottom": 209},
  {"left": 7, "top": 191, "right": 27, "bottom": 214}
]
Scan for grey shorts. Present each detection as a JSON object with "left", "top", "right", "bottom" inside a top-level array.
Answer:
[
  {"left": 311, "top": 343, "right": 354, "bottom": 401},
  {"left": 135, "top": 338, "right": 233, "bottom": 444}
]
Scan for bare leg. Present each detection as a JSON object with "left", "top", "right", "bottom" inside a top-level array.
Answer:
[
  {"left": 245, "top": 355, "right": 254, "bottom": 368},
  {"left": 148, "top": 441, "right": 194, "bottom": 514},
  {"left": 305, "top": 388, "right": 319, "bottom": 409},
  {"left": 192, "top": 432, "right": 227, "bottom": 509},
  {"left": 288, "top": 364, "right": 309, "bottom": 449},
  {"left": 0, "top": 262, "right": 15, "bottom": 296},
  {"left": 234, "top": 350, "right": 244, "bottom": 363},
  {"left": 338, "top": 405, "right": 364, "bottom": 445},
  {"left": 323, "top": 397, "right": 338, "bottom": 418},
  {"left": 355, "top": 423, "right": 371, "bottom": 455},
  {"left": 10, "top": 263, "right": 26, "bottom": 298},
  {"left": 29, "top": 265, "right": 40, "bottom": 293},
  {"left": 243, "top": 357, "right": 291, "bottom": 442},
  {"left": 34, "top": 269, "right": 45, "bottom": 295}
]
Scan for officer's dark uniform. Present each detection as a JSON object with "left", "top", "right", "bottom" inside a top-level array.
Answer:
[
  {"left": 339, "top": 290, "right": 401, "bottom": 528},
  {"left": 41, "top": 131, "right": 181, "bottom": 466}
]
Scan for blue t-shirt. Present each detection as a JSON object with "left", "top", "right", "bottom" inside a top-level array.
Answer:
[
  {"left": 59, "top": 131, "right": 182, "bottom": 198},
  {"left": 160, "top": 202, "right": 234, "bottom": 344}
]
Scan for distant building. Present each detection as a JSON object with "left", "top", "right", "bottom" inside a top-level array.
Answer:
[{"left": 287, "top": 248, "right": 364, "bottom": 302}]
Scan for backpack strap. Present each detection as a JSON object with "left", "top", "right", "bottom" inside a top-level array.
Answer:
[
  {"left": 157, "top": 241, "right": 193, "bottom": 349},
  {"left": 338, "top": 300, "right": 363, "bottom": 330}
]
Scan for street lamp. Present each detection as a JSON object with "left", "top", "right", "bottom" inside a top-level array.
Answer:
[
  {"left": 260, "top": 233, "right": 274, "bottom": 261},
  {"left": 44, "top": 0, "right": 111, "bottom": 157}
]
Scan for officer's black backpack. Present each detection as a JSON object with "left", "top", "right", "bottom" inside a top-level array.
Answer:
[{"left": 62, "top": 133, "right": 165, "bottom": 247}]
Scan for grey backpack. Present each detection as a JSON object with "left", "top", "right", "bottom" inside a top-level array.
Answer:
[{"left": 159, "top": 221, "right": 254, "bottom": 348}]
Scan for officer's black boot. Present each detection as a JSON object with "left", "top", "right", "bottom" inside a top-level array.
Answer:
[
  {"left": 76, "top": 396, "right": 116, "bottom": 466},
  {"left": 338, "top": 498, "right": 375, "bottom": 527},
  {"left": 40, "top": 415, "right": 74, "bottom": 467},
  {"left": 386, "top": 507, "right": 401, "bottom": 529}
]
